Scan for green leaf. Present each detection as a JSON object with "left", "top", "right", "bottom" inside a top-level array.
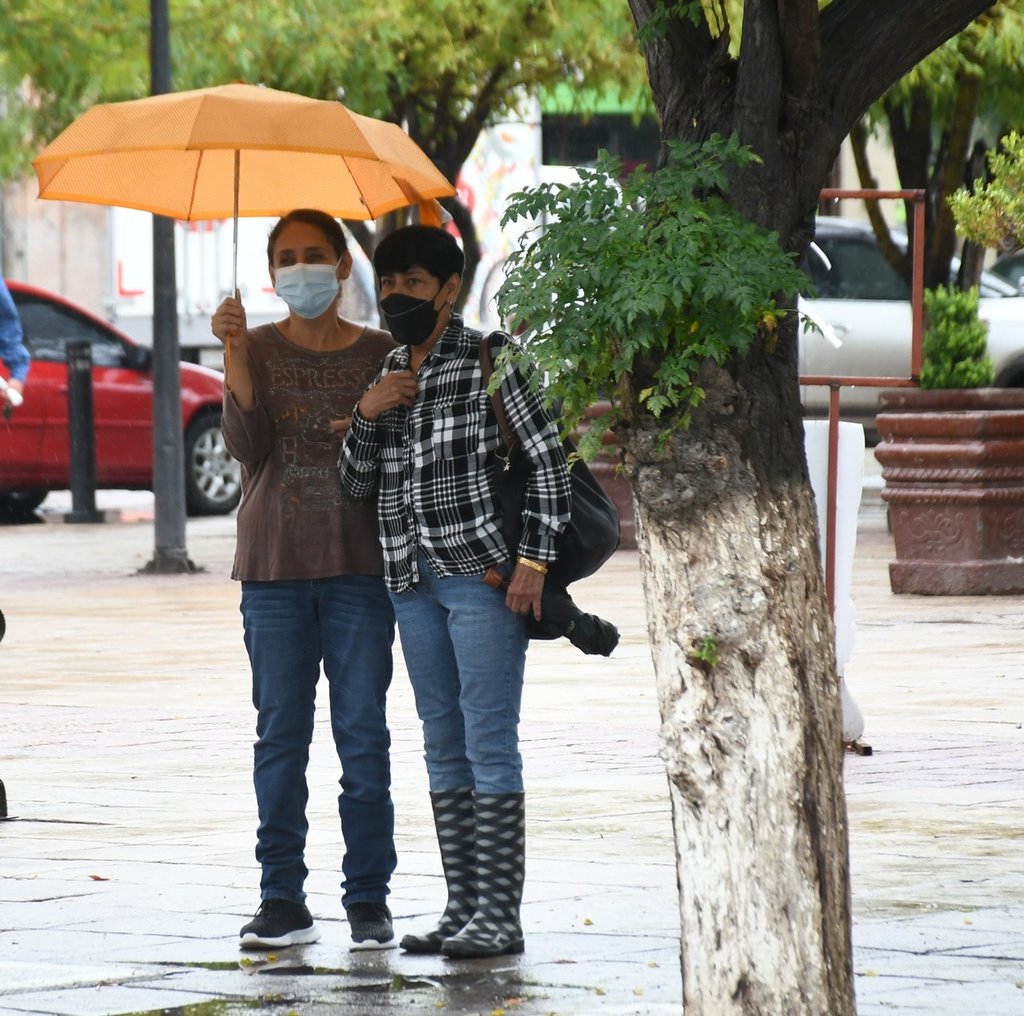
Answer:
[{"left": 496, "top": 135, "right": 807, "bottom": 450}]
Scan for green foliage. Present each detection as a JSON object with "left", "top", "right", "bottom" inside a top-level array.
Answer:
[
  {"left": 853, "top": 3, "right": 1024, "bottom": 290},
  {"left": 691, "top": 636, "right": 719, "bottom": 668},
  {"left": 496, "top": 135, "right": 806, "bottom": 457},
  {"left": 637, "top": 1, "right": 833, "bottom": 57},
  {"left": 0, "top": 0, "right": 650, "bottom": 185},
  {"left": 0, "top": 0, "right": 147, "bottom": 179},
  {"left": 885, "top": 2, "right": 1024, "bottom": 121},
  {"left": 920, "top": 285, "right": 993, "bottom": 389},
  {"left": 636, "top": 1, "right": 704, "bottom": 44},
  {"left": 949, "top": 130, "right": 1024, "bottom": 252}
]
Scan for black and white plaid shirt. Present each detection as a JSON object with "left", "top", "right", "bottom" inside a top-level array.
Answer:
[{"left": 340, "top": 315, "right": 571, "bottom": 594}]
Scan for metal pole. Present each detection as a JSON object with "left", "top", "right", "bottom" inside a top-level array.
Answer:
[
  {"left": 142, "top": 0, "right": 196, "bottom": 573},
  {"left": 232, "top": 149, "right": 240, "bottom": 294},
  {"left": 809, "top": 187, "right": 928, "bottom": 614},
  {"left": 64, "top": 340, "right": 103, "bottom": 524},
  {"left": 824, "top": 384, "right": 841, "bottom": 614},
  {"left": 911, "top": 199, "right": 926, "bottom": 379}
]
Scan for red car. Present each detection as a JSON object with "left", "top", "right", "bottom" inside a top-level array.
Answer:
[{"left": 1, "top": 280, "right": 240, "bottom": 516}]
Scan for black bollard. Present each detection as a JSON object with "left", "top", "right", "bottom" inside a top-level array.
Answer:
[
  {"left": 1, "top": 619, "right": 10, "bottom": 819},
  {"left": 65, "top": 340, "right": 104, "bottom": 524}
]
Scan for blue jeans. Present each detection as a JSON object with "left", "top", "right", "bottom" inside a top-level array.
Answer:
[
  {"left": 240, "top": 575, "right": 396, "bottom": 907},
  {"left": 391, "top": 554, "right": 527, "bottom": 794}
]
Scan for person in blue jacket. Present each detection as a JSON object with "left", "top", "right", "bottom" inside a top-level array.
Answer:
[{"left": 0, "top": 277, "right": 30, "bottom": 411}]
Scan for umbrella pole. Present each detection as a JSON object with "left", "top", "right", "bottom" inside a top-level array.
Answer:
[
  {"left": 231, "top": 149, "right": 240, "bottom": 295},
  {"left": 226, "top": 149, "right": 240, "bottom": 382}
]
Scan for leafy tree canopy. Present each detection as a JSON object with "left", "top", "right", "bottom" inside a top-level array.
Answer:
[
  {"left": 0, "top": 0, "right": 147, "bottom": 178},
  {"left": 0, "top": 0, "right": 649, "bottom": 186},
  {"left": 882, "top": 0, "right": 1024, "bottom": 124},
  {"left": 950, "top": 128, "right": 1024, "bottom": 250},
  {"left": 850, "top": 0, "right": 1024, "bottom": 289},
  {"left": 497, "top": 136, "right": 806, "bottom": 456}
]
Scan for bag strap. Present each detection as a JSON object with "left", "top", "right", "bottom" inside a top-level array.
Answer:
[{"left": 478, "top": 332, "right": 518, "bottom": 454}]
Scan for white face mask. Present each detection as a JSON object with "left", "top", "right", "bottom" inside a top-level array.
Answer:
[{"left": 273, "top": 262, "right": 341, "bottom": 319}]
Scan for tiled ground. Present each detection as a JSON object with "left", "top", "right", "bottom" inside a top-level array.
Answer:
[{"left": 1, "top": 488, "right": 1022, "bottom": 1014}]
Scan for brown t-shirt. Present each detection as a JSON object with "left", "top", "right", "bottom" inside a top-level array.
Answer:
[{"left": 222, "top": 322, "right": 395, "bottom": 581}]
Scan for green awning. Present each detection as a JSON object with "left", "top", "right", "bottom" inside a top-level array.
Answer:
[{"left": 540, "top": 83, "right": 652, "bottom": 117}]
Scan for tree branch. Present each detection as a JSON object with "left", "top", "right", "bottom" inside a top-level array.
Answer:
[
  {"left": 887, "top": 90, "right": 931, "bottom": 192},
  {"left": 850, "top": 120, "right": 909, "bottom": 279},
  {"left": 628, "top": 0, "right": 720, "bottom": 142},
  {"left": 930, "top": 65, "right": 983, "bottom": 287},
  {"left": 777, "top": 0, "right": 822, "bottom": 107},
  {"left": 734, "top": 0, "right": 783, "bottom": 155},
  {"left": 443, "top": 196, "right": 481, "bottom": 314},
  {"left": 885, "top": 88, "right": 932, "bottom": 267},
  {"left": 822, "top": 0, "right": 993, "bottom": 141}
]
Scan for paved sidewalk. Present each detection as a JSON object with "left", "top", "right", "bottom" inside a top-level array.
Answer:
[{"left": 0, "top": 487, "right": 1022, "bottom": 1015}]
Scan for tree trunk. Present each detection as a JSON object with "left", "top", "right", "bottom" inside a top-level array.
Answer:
[
  {"left": 854, "top": 53, "right": 983, "bottom": 292},
  {"left": 625, "top": 0, "right": 993, "bottom": 1010},
  {"left": 957, "top": 139, "right": 989, "bottom": 289},
  {"left": 443, "top": 195, "right": 481, "bottom": 315},
  {"left": 927, "top": 67, "right": 983, "bottom": 290},
  {"left": 624, "top": 2, "right": 854, "bottom": 1010},
  {"left": 624, "top": 341, "right": 853, "bottom": 1013}
]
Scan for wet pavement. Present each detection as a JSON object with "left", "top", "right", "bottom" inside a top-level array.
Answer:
[{"left": 1, "top": 480, "right": 1022, "bottom": 1015}]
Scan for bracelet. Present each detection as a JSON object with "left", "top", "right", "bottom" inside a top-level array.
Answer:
[{"left": 517, "top": 556, "right": 549, "bottom": 575}]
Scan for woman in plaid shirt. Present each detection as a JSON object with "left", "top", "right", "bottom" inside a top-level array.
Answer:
[{"left": 340, "top": 225, "right": 571, "bottom": 958}]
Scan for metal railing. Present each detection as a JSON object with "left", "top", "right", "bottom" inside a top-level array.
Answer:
[{"left": 802, "top": 188, "right": 926, "bottom": 611}]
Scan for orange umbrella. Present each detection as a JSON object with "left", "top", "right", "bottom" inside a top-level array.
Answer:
[{"left": 32, "top": 82, "right": 455, "bottom": 286}]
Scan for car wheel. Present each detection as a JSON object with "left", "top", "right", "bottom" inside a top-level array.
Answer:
[
  {"left": 0, "top": 488, "right": 48, "bottom": 519},
  {"left": 183, "top": 410, "right": 241, "bottom": 516},
  {"left": 994, "top": 363, "right": 1024, "bottom": 391}
]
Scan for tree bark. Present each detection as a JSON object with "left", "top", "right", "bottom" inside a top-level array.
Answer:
[
  {"left": 929, "top": 66, "right": 983, "bottom": 288},
  {"left": 624, "top": 1, "right": 995, "bottom": 1012},
  {"left": 442, "top": 195, "right": 481, "bottom": 315},
  {"left": 626, "top": 348, "right": 851, "bottom": 1013}
]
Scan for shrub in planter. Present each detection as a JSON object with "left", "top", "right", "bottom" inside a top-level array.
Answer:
[
  {"left": 919, "top": 285, "right": 993, "bottom": 390},
  {"left": 875, "top": 283, "right": 1024, "bottom": 594}
]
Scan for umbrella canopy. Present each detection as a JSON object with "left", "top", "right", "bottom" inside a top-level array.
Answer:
[{"left": 32, "top": 82, "right": 454, "bottom": 224}]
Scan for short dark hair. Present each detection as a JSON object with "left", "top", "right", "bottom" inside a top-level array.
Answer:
[
  {"left": 373, "top": 225, "right": 465, "bottom": 283},
  {"left": 267, "top": 209, "right": 348, "bottom": 264}
]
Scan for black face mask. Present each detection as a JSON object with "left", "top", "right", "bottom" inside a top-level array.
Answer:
[{"left": 380, "top": 293, "right": 441, "bottom": 346}]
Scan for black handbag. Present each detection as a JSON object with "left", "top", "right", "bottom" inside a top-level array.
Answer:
[{"left": 478, "top": 332, "right": 621, "bottom": 589}]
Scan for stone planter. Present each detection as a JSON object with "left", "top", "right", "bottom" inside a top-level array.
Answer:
[{"left": 875, "top": 388, "right": 1024, "bottom": 594}]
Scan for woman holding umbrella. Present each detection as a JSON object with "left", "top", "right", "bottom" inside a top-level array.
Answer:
[{"left": 211, "top": 208, "right": 398, "bottom": 952}]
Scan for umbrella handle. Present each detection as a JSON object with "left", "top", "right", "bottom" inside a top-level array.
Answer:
[{"left": 223, "top": 286, "right": 241, "bottom": 389}]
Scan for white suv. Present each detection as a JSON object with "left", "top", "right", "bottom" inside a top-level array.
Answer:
[{"left": 798, "top": 217, "right": 1024, "bottom": 430}]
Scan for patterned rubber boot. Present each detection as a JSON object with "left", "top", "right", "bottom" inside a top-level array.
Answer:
[
  {"left": 441, "top": 792, "right": 525, "bottom": 959},
  {"left": 399, "top": 788, "right": 477, "bottom": 953}
]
